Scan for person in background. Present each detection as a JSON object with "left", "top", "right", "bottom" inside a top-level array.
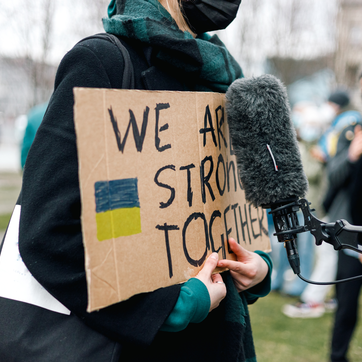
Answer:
[
  {"left": 20, "top": 102, "right": 48, "bottom": 169},
  {"left": 269, "top": 102, "right": 326, "bottom": 298},
  {"left": 0, "top": 1, "right": 272, "bottom": 361},
  {"left": 313, "top": 90, "right": 358, "bottom": 164},
  {"left": 330, "top": 72, "right": 362, "bottom": 362},
  {"left": 283, "top": 90, "right": 361, "bottom": 319}
]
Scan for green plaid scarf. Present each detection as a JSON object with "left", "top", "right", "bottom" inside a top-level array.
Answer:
[{"left": 103, "top": 0, "right": 243, "bottom": 92}]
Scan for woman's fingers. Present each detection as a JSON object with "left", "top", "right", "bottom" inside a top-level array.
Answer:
[
  {"left": 195, "top": 253, "right": 226, "bottom": 312},
  {"left": 216, "top": 238, "right": 269, "bottom": 292},
  {"left": 198, "top": 252, "right": 219, "bottom": 278},
  {"left": 211, "top": 273, "right": 223, "bottom": 283},
  {"left": 228, "top": 238, "right": 250, "bottom": 258},
  {"left": 217, "top": 238, "right": 252, "bottom": 269},
  {"left": 218, "top": 258, "right": 247, "bottom": 272}
]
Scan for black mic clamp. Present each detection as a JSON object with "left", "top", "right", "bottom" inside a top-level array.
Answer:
[
  {"left": 265, "top": 198, "right": 362, "bottom": 275},
  {"left": 298, "top": 198, "right": 362, "bottom": 253}
]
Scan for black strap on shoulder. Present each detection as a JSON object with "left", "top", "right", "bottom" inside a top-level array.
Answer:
[{"left": 77, "top": 33, "right": 135, "bottom": 89}]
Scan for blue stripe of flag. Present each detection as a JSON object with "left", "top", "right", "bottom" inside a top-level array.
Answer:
[{"left": 95, "top": 178, "right": 140, "bottom": 213}]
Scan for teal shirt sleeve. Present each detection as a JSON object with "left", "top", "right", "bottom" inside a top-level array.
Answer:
[
  {"left": 161, "top": 251, "right": 272, "bottom": 332},
  {"left": 244, "top": 250, "right": 273, "bottom": 303},
  {"left": 160, "top": 278, "right": 210, "bottom": 332}
]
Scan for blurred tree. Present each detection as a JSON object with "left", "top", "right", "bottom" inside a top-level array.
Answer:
[
  {"left": 0, "top": 0, "right": 57, "bottom": 118},
  {"left": 0, "top": 0, "right": 341, "bottom": 120},
  {"left": 0, "top": 0, "right": 110, "bottom": 119},
  {"left": 31, "top": 0, "right": 56, "bottom": 105},
  {"left": 218, "top": 0, "right": 338, "bottom": 78},
  {"left": 66, "top": 0, "right": 109, "bottom": 39}
]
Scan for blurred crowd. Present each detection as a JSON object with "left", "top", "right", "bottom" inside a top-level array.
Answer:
[{"left": 269, "top": 73, "right": 362, "bottom": 362}]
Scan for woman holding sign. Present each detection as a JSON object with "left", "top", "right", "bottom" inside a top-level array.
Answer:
[{"left": 0, "top": 0, "right": 272, "bottom": 361}]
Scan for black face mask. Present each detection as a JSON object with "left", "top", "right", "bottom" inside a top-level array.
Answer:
[{"left": 181, "top": 0, "right": 242, "bottom": 34}]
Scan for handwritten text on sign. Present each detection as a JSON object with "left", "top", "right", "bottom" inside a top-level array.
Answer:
[{"left": 74, "top": 89, "right": 270, "bottom": 312}]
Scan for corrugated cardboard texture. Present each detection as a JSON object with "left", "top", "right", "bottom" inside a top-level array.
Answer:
[{"left": 73, "top": 88, "right": 271, "bottom": 312}]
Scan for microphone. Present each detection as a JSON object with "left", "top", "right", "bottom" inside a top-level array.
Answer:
[{"left": 225, "top": 74, "right": 309, "bottom": 274}]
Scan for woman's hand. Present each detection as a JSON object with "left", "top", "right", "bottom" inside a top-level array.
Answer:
[
  {"left": 217, "top": 238, "right": 269, "bottom": 293},
  {"left": 195, "top": 253, "right": 227, "bottom": 312}
]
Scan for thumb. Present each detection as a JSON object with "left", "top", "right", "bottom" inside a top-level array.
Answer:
[{"left": 198, "top": 253, "right": 218, "bottom": 277}]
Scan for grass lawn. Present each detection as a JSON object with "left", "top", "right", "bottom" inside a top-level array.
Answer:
[{"left": 249, "top": 291, "right": 362, "bottom": 362}]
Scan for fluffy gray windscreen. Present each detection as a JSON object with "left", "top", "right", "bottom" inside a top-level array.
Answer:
[{"left": 225, "top": 74, "right": 309, "bottom": 207}]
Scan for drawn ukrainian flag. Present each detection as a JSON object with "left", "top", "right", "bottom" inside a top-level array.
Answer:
[{"left": 94, "top": 178, "right": 141, "bottom": 241}]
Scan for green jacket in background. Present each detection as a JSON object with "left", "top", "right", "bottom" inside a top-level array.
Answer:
[{"left": 21, "top": 102, "right": 48, "bottom": 169}]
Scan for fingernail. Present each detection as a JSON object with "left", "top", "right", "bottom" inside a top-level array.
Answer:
[{"left": 210, "top": 253, "right": 218, "bottom": 260}]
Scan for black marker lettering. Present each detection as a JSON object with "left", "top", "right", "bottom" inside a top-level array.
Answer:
[
  {"left": 244, "top": 204, "right": 252, "bottom": 244},
  {"left": 209, "top": 210, "right": 222, "bottom": 253},
  {"left": 238, "top": 205, "right": 251, "bottom": 244},
  {"left": 216, "top": 154, "right": 226, "bottom": 196},
  {"left": 223, "top": 205, "right": 232, "bottom": 253},
  {"left": 180, "top": 164, "right": 196, "bottom": 207},
  {"left": 257, "top": 207, "right": 269, "bottom": 236},
  {"left": 156, "top": 223, "right": 179, "bottom": 278},
  {"left": 220, "top": 233, "right": 226, "bottom": 259},
  {"left": 108, "top": 106, "right": 149, "bottom": 153},
  {"left": 200, "top": 155, "right": 215, "bottom": 204},
  {"left": 182, "top": 212, "right": 209, "bottom": 267},
  {"left": 227, "top": 159, "right": 237, "bottom": 192},
  {"left": 199, "top": 105, "right": 217, "bottom": 147},
  {"left": 231, "top": 203, "right": 240, "bottom": 244},
  {"left": 155, "top": 103, "right": 171, "bottom": 152},
  {"left": 154, "top": 165, "right": 176, "bottom": 208},
  {"left": 215, "top": 105, "right": 227, "bottom": 150},
  {"left": 238, "top": 168, "right": 244, "bottom": 190},
  {"left": 249, "top": 204, "right": 261, "bottom": 239}
]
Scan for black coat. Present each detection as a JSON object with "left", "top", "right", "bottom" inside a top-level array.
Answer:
[{"left": 350, "top": 157, "right": 362, "bottom": 240}]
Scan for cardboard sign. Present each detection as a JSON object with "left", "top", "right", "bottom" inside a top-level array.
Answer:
[{"left": 74, "top": 88, "right": 270, "bottom": 312}]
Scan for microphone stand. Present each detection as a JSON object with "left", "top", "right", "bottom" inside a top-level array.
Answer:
[
  {"left": 298, "top": 198, "right": 362, "bottom": 254},
  {"left": 266, "top": 198, "right": 362, "bottom": 285}
]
